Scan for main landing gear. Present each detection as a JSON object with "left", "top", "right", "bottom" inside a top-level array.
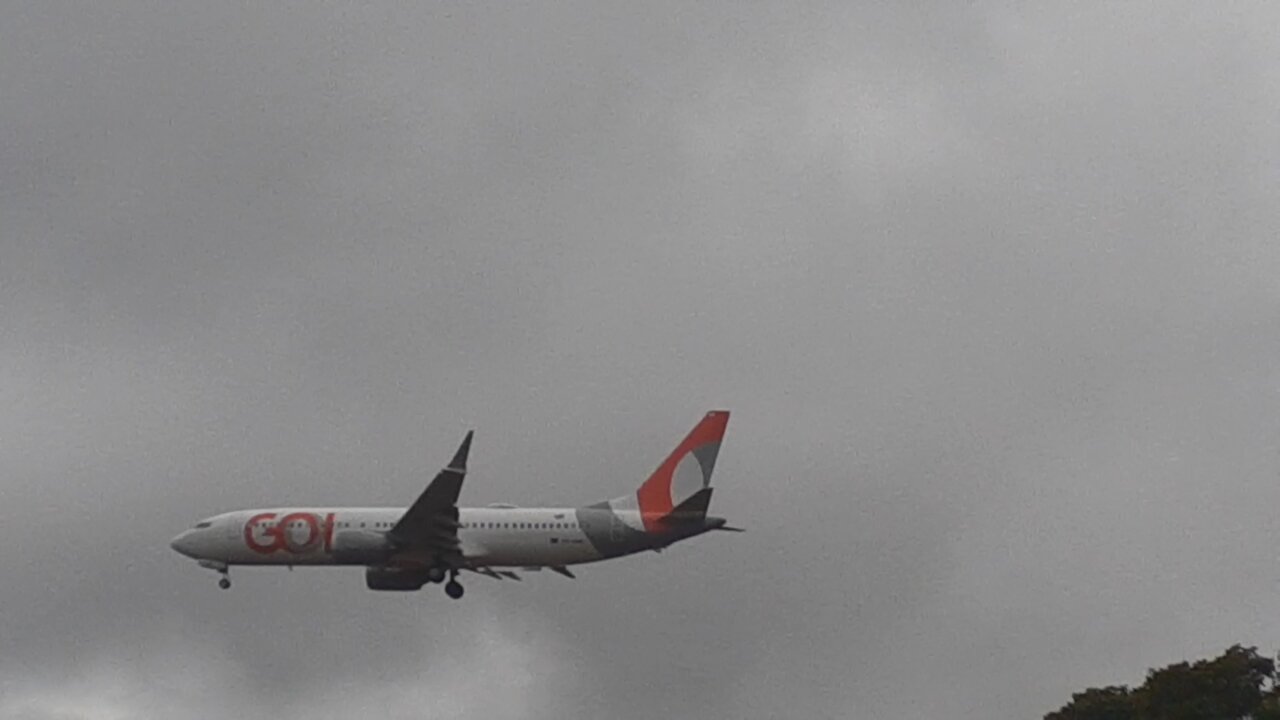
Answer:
[
  {"left": 424, "top": 564, "right": 463, "bottom": 598},
  {"left": 218, "top": 576, "right": 231, "bottom": 590},
  {"left": 444, "top": 569, "right": 464, "bottom": 600}
]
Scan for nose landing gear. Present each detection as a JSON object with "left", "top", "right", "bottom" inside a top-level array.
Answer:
[{"left": 198, "top": 560, "right": 231, "bottom": 590}]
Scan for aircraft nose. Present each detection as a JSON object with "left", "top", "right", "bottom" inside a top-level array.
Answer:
[{"left": 170, "top": 531, "right": 198, "bottom": 558}]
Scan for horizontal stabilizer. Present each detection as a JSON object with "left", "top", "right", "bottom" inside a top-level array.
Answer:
[{"left": 667, "top": 487, "right": 713, "bottom": 521}]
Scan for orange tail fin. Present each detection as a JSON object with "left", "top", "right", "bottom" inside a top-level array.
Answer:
[{"left": 635, "top": 411, "right": 730, "bottom": 530}]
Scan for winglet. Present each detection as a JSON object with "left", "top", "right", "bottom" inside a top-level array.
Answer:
[{"left": 449, "top": 431, "right": 474, "bottom": 472}]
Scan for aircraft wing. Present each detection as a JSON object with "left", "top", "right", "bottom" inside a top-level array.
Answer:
[{"left": 387, "top": 431, "right": 473, "bottom": 566}]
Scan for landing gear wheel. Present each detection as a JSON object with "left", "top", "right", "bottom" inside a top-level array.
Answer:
[
  {"left": 426, "top": 566, "right": 446, "bottom": 584},
  {"left": 218, "top": 577, "right": 231, "bottom": 590},
  {"left": 445, "top": 580, "right": 464, "bottom": 599}
]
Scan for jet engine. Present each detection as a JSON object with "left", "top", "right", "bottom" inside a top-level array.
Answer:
[{"left": 365, "top": 566, "right": 430, "bottom": 591}]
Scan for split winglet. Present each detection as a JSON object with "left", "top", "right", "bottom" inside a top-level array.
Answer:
[{"left": 449, "top": 430, "right": 474, "bottom": 472}]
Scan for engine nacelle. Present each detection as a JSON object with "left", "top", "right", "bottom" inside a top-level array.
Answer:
[
  {"left": 331, "top": 530, "right": 392, "bottom": 564},
  {"left": 365, "top": 566, "right": 429, "bottom": 591}
]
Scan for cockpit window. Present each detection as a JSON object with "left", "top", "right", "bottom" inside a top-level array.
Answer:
[{"left": 194, "top": 521, "right": 212, "bottom": 529}]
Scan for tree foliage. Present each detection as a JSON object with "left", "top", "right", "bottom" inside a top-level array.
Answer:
[
  {"left": 1045, "top": 645, "right": 1280, "bottom": 720},
  {"left": 1045, "top": 686, "right": 1134, "bottom": 720}
]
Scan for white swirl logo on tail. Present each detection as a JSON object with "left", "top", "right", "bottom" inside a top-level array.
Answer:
[{"left": 670, "top": 451, "right": 708, "bottom": 507}]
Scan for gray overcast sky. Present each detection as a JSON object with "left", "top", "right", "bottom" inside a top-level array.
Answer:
[{"left": 2, "top": 2, "right": 1278, "bottom": 718}]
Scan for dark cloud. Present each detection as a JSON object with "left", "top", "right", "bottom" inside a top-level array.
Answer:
[{"left": 2, "top": 3, "right": 1278, "bottom": 718}]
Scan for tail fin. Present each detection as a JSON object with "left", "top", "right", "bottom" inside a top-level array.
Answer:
[{"left": 632, "top": 411, "right": 729, "bottom": 531}]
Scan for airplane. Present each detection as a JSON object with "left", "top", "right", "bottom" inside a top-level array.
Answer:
[{"left": 170, "top": 410, "right": 740, "bottom": 598}]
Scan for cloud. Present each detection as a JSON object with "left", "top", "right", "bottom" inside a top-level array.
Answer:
[
  {"left": 1, "top": 600, "right": 578, "bottom": 720},
  {"left": 3, "top": 2, "right": 1280, "bottom": 718}
]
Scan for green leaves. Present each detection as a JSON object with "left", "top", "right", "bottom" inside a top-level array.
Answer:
[
  {"left": 1046, "top": 645, "right": 1280, "bottom": 720},
  {"left": 1045, "top": 686, "right": 1134, "bottom": 720}
]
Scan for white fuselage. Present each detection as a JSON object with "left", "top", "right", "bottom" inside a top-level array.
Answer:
[{"left": 176, "top": 507, "right": 616, "bottom": 569}]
